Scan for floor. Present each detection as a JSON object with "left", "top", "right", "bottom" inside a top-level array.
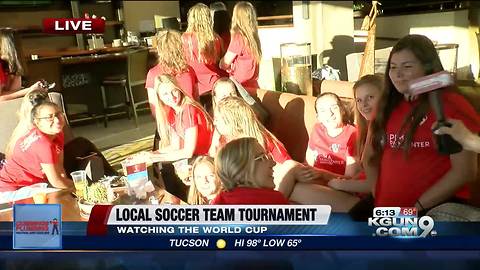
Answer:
[{"left": 70, "top": 113, "right": 156, "bottom": 151}]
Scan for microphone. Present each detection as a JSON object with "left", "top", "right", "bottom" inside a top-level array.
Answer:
[{"left": 408, "top": 71, "right": 463, "bottom": 155}]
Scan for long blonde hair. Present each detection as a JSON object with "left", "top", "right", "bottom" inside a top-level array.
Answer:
[
  {"left": 5, "top": 90, "right": 48, "bottom": 158},
  {"left": 155, "top": 30, "right": 189, "bottom": 75},
  {"left": 215, "top": 96, "right": 270, "bottom": 147},
  {"left": 215, "top": 137, "right": 259, "bottom": 191},
  {"left": 230, "top": 1, "right": 262, "bottom": 62},
  {"left": 188, "top": 155, "right": 220, "bottom": 204},
  {"left": 154, "top": 74, "right": 213, "bottom": 149},
  {"left": 0, "top": 28, "right": 24, "bottom": 76},
  {"left": 185, "top": 3, "right": 221, "bottom": 64}
]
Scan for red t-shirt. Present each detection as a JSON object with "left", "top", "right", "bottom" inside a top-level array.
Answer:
[
  {"left": 0, "top": 128, "right": 64, "bottom": 192},
  {"left": 375, "top": 91, "right": 480, "bottom": 207},
  {"left": 226, "top": 33, "right": 259, "bottom": 92},
  {"left": 0, "top": 63, "right": 7, "bottom": 90},
  {"left": 145, "top": 64, "right": 198, "bottom": 100},
  {"left": 167, "top": 103, "right": 213, "bottom": 155},
  {"left": 308, "top": 123, "right": 357, "bottom": 175},
  {"left": 265, "top": 133, "right": 291, "bottom": 164},
  {"left": 214, "top": 133, "right": 291, "bottom": 164},
  {"left": 211, "top": 187, "right": 290, "bottom": 205},
  {"left": 181, "top": 32, "right": 227, "bottom": 96}
]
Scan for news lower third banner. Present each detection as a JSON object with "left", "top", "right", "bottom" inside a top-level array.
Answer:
[{"left": 3, "top": 205, "right": 480, "bottom": 250}]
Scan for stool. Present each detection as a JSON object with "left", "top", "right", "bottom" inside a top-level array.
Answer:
[{"left": 100, "top": 74, "right": 131, "bottom": 128}]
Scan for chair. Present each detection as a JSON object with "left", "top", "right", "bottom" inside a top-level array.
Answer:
[{"left": 100, "top": 48, "right": 149, "bottom": 127}]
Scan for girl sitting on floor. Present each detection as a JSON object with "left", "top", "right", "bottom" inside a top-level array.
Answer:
[
  {"left": 211, "top": 137, "right": 289, "bottom": 205},
  {"left": 147, "top": 74, "right": 214, "bottom": 201},
  {"left": 0, "top": 101, "right": 73, "bottom": 192}
]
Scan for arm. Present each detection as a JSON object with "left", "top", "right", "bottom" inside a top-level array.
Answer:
[
  {"left": 208, "top": 129, "right": 221, "bottom": 157},
  {"left": 416, "top": 150, "right": 477, "bottom": 210},
  {"left": 328, "top": 177, "right": 372, "bottom": 193},
  {"left": 305, "top": 147, "right": 316, "bottom": 167},
  {"left": 150, "top": 126, "right": 198, "bottom": 163},
  {"left": 344, "top": 156, "right": 361, "bottom": 178},
  {"left": 219, "top": 51, "right": 236, "bottom": 71},
  {"left": 40, "top": 162, "right": 73, "bottom": 189},
  {"left": 0, "top": 80, "right": 44, "bottom": 102}
]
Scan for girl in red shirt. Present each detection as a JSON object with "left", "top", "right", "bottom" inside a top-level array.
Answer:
[
  {"left": 146, "top": 29, "right": 198, "bottom": 108},
  {"left": 211, "top": 137, "right": 289, "bottom": 205},
  {"left": 0, "top": 28, "right": 45, "bottom": 101},
  {"left": 211, "top": 97, "right": 358, "bottom": 211},
  {"left": 328, "top": 75, "right": 384, "bottom": 194},
  {"left": 182, "top": 3, "right": 226, "bottom": 103},
  {"left": 147, "top": 74, "right": 214, "bottom": 201},
  {"left": 306, "top": 92, "right": 357, "bottom": 177},
  {"left": 364, "top": 34, "right": 480, "bottom": 212},
  {"left": 188, "top": 155, "right": 221, "bottom": 205},
  {"left": 0, "top": 102, "right": 73, "bottom": 192},
  {"left": 219, "top": 2, "right": 261, "bottom": 92}
]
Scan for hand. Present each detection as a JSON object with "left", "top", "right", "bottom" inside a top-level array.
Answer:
[
  {"left": 327, "top": 178, "right": 345, "bottom": 190},
  {"left": 294, "top": 166, "right": 319, "bottom": 183},
  {"left": 28, "top": 81, "right": 47, "bottom": 92},
  {"left": 432, "top": 118, "right": 472, "bottom": 145}
]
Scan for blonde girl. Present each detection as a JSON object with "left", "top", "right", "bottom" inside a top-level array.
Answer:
[
  {"left": 182, "top": 3, "right": 226, "bottom": 101},
  {"left": 219, "top": 1, "right": 261, "bottom": 91},
  {"left": 188, "top": 155, "right": 221, "bottom": 205}
]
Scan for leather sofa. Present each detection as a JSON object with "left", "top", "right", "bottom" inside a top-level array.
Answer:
[{"left": 255, "top": 80, "right": 354, "bottom": 162}]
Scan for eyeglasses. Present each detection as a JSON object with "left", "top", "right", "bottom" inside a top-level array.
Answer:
[
  {"left": 254, "top": 152, "right": 272, "bottom": 162},
  {"left": 36, "top": 112, "right": 64, "bottom": 122}
]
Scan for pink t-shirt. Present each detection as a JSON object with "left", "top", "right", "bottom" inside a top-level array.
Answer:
[
  {"left": 0, "top": 128, "right": 64, "bottom": 191},
  {"left": 181, "top": 32, "right": 227, "bottom": 96},
  {"left": 226, "top": 33, "right": 259, "bottom": 92},
  {"left": 308, "top": 123, "right": 357, "bottom": 175}
]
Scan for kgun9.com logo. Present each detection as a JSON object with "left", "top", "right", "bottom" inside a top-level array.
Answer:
[{"left": 368, "top": 207, "right": 436, "bottom": 237}]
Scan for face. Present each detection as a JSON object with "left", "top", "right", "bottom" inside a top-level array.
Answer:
[
  {"left": 389, "top": 49, "right": 426, "bottom": 94},
  {"left": 213, "top": 113, "right": 228, "bottom": 136},
  {"left": 214, "top": 83, "right": 237, "bottom": 104},
  {"left": 193, "top": 162, "right": 218, "bottom": 199},
  {"left": 355, "top": 84, "right": 381, "bottom": 121},
  {"left": 158, "top": 83, "right": 182, "bottom": 108},
  {"left": 316, "top": 95, "right": 342, "bottom": 130},
  {"left": 34, "top": 105, "right": 64, "bottom": 136},
  {"left": 252, "top": 142, "right": 275, "bottom": 189}
]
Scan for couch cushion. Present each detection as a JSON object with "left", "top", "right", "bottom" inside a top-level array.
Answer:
[
  {"left": 256, "top": 80, "right": 354, "bottom": 163},
  {"left": 256, "top": 89, "right": 317, "bottom": 162}
]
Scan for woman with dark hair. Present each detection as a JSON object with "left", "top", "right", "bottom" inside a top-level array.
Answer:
[
  {"left": 210, "top": 2, "right": 231, "bottom": 50},
  {"left": 359, "top": 34, "right": 479, "bottom": 214},
  {"left": 0, "top": 28, "right": 44, "bottom": 101}
]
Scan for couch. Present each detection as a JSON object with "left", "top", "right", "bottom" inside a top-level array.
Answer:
[{"left": 255, "top": 80, "right": 354, "bottom": 162}]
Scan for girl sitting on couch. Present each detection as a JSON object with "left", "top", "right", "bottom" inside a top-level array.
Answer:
[
  {"left": 306, "top": 92, "right": 357, "bottom": 177},
  {"left": 0, "top": 101, "right": 73, "bottom": 192},
  {"left": 328, "top": 74, "right": 384, "bottom": 193},
  {"left": 209, "top": 96, "right": 357, "bottom": 210}
]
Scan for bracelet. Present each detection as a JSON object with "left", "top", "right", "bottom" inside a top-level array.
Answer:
[{"left": 417, "top": 199, "right": 425, "bottom": 211}]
